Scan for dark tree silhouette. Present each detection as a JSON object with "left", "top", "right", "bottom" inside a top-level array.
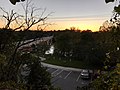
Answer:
[{"left": 9, "top": 0, "right": 25, "bottom": 5}]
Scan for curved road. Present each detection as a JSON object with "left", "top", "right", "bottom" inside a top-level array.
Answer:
[{"left": 41, "top": 62, "right": 92, "bottom": 90}]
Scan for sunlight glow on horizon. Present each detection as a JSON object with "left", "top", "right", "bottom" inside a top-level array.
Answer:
[
  {"left": 0, "top": 0, "right": 114, "bottom": 32},
  {"left": 44, "top": 16, "right": 110, "bottom": 31},
  {"left": 45, "top": 22, "right": 102, "bottom": 32},
  {"left": 0, "top": 15, "right": 110, "bottom": 32}
]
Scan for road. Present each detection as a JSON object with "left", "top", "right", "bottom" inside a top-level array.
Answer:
[{"left": 42, "top": 63, "right": 91, "bottom": 90}]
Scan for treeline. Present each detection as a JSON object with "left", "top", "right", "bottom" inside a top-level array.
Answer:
[
  {"left": 53, "top": 27, "right": 120, "bottom": 69},
  {"left": 0, "top": 27, "right": 119, "bottom": 70},
  {"left": 52, "top": 27, "right": 120, "bottom": 90},
  {"left": 0, "top": 28, "right": 52, "bottom": 41},
  {"left": 0, "top": 25, "right": 120, "bottom": 89}
]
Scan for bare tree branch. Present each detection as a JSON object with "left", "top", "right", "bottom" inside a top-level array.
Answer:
[
  {"left": 1, "top": 0, "right": 51, "bottom": 31},
  {"left": 0, "top": 7, "right": 24, "bottom": 30},
  {"left": 21, "top": 0, "right": 51, "bottom": 30}
]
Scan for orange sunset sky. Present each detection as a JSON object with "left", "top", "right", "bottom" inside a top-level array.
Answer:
[
  {"left": 0, "top": 15, "right": 112, "bottom": 31},
  {"left": 0, "top": 0, "right": 116, "bottom": 31}
]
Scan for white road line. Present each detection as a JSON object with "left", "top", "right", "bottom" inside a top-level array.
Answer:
[
  {"left": 52, "top": 69, "right": 59, "bottom": 74},
  {"left": 64, "top": 71, "right": 72, "bottom": 79},
  {"left": 54, "top": 70, "right": 63, "bottom": 77},
  {"left": 76, "top": 73, "right": 81, "bottom": 82}
]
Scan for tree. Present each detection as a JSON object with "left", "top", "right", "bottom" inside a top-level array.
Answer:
[
  {"left": 91, "top": 64, "right": 120, "bottom": 90},
  {"left": 77, "top": 64, "right": 120, "bottom": 90},
  {"left": 105, "top": 0, "right": 115, "bottom": 3},
  {"left": 26, "top": 58, "right": 51, "bottom": 90},
  {"left": 54, "top": 31, "right": 72, "bottom": 57},
  {"left": 83, "top": 1, "right": 120, "bottom": 90},
  {"left": 104, "top": 0, "right": 120, "bottom": 64},
  {"left": 21, "top": 0, "right": 51, "bottom": 31},
  {"left": 105, "top": 0, "right": 120, "bottom": 24},
  {"left": 0, "top": 0, "right": 54, "bottom": 89},
  {"left": 0, "top": 7, "right": 24, "bottom": 30},
  {"left": 1, "top": 0, "right": 51, "bottom": 31}
]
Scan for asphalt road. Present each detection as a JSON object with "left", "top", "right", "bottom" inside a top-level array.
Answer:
[
  {"left": 46, "top": 67, "right": 91, "bottom": 90},
  {"left": 22, "top": 62, "right": 91, "bottom": 90}
]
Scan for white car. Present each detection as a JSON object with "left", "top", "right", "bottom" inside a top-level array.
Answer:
[{"left": 80, "top": 69, "right": 90, "bottom": 79}]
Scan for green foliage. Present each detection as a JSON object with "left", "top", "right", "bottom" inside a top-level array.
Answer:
[
  {"left": 0, "top": 28, "right": 55, "bottom": 90},
  {"left": 0, "top": 81, "right": 27, "bottom": 90},
  {"left": 54, "top": 30, "right": 105, "bottom": 69},
  {"left": 91, "top": 64, "right": 120, "bottom": 90},
  {"left": 0, "top": 54, "right": 6, "bottom": 64},
  {"left": 114, "top": 5, "right": 120, "bottom": 14},
  {"left": 26, "top": 60, "right": 52, "bottom": 90},
  {"left": 54, "top": 30, "right": 77, "bottom": 58},
  {"left": 105, "top": 0, "right": 120, "bottom": 24}
]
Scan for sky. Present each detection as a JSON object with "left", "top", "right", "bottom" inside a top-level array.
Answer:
[{"left": 0, "top": 0, "right": 116, "bottom": 31}]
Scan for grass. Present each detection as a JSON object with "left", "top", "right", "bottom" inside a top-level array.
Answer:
[{"left": 43, "top": 55, "right": 92, "bottom": 69}]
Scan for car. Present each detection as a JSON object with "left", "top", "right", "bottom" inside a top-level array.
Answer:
[{"left": 80, "top": 69, "right": 90, "bottom": 79}]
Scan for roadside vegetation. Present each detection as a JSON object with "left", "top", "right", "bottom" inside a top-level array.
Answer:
[
  {"left": 43, "top": 55, "right": 92, "bottom": 69},
  {"left": 0, "top": 0, "right": 119, "bottom": 90},
  {"left": 0, "top": 0, "right": 57, "bottom": 89}
]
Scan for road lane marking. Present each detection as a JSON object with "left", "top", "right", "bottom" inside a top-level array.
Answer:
[
  {"left": 64, "top": 71, "right": 72, "bottom": 79},
  {"left": 52, "top": 69, "right": 59, "bottom": 74},
  {"left": 51, "top": 78, "right": 60, "bottom": 85},
  {"left": 76, "top": 73, "right": 81, "bottom": 82},
  {"left": 54, "top": 70, "right": 63, "bottom": 77}
]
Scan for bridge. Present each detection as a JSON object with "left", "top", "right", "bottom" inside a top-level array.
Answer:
[{"left": 18, "top": 36, "right": 54, "bottom": 52}]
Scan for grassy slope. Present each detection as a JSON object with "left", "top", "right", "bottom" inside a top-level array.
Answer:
[{"left": 43, "top": 56, "right": 92, "bottom": 69}]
